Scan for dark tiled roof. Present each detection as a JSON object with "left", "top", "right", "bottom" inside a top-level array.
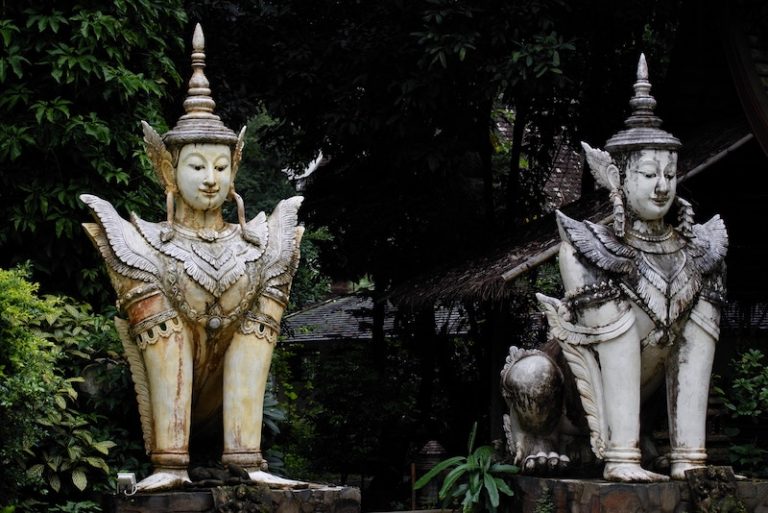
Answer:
[
  {"left": 542, "top": 144, "right": 584, "bottom": 212},
  {"left": 722, "top": 301, "right": 768, "bottom": 331},
  {"left": 283, "top": 294, "right": 468, "bottom": 343}
]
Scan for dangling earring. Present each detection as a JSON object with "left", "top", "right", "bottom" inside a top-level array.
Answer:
[
  {"left": 610, "top": 188, "right": 625, "bottom": 238},
  {"left": 231, "top": 189, "right": 262, "bottom": 246},
  {"left": 161, "top": 190, "right": 175, "bottom": 242},
  {"left": 232, "top": 190, "right": 247, "bottom": 231},
  {"left": 676, "top": 197, "right": 694, "bottom": 239}
]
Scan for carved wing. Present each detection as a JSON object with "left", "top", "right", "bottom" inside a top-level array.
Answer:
[
  {"left": 80, "top": 194, "right": 160, "bottom": 282},
  {"left": 558, "top": 341, "right": 607, "bottom": 459},
  {"left": 262, "top": 196, "right": 304, "bottom": 290},
  {"left": 556, "top": 211, "right": 635, "bottom": 274},
  {"left": 581, "top": 142, "right": 618, "bottom": 191},
  {"left": 242, "top": 211, "right": 269, "bottom": 259},
  {"left": 690, "top": 215, "right": 728, "bottom": 274},
  {"left": 502, "top": 414, "right": 522, "bottom": 464},
  {"left": 141, "top": 121, "right": 175, "bottom": 192},
  {"left": 115, "top": 318, "right": 153, "bottom": 454}
]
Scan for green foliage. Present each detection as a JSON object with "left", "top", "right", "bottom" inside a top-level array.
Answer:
[
  {"left": 414, "top": 423, "right": 518, "bottom": 513},
  {"left": 0, "top": 1, "right": 186, "bottom": 302},
  {"left": 0, "top": 266, "right": 61, "bottom": 500},
  {"left": 719, "top": 350, "right": 768, "bottom": 419},
  {"left": 0, "top": 267, "right": 147, "bottom": 511},
  {"left": 533, "top": 490, "right": 555, "bottom": 513},
  {"left": 715, "top": 349, "right": 768, "bottom": 476},
  {"left": 728, "top": 443, "right": 768, "bottom": 471}
]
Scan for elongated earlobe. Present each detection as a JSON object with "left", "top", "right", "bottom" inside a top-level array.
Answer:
[
  {"left": 610, "top": 188, "right": 625, "bottom": 238},
  {"left": 161, "top": 191, "right": 175, "bottom": 242}
]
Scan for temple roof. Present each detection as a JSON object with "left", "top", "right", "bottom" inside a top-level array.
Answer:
[{"left": 283, "top": 293, "right": 468, "bottom": 343}]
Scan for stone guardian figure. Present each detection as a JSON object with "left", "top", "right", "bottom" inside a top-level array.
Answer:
[
  {"left": 81, "top": 25, "right": 304, "bottom": 491},
  {"left": 500, "top": 55, "right": 727, "bottom": 482}
]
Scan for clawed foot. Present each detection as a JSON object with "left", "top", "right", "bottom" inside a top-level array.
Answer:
[
  {"left": 521, "top": 451, "right": 570, "bottom": 475},
  {"left": 604, "top": 463, "right": 669, "bottom": 482},
  {"left": 248, "top": 470, "right": 325, "bottom": 489},
  {"left": 136, "top": 469, "right": 191, "bottom": 491}
]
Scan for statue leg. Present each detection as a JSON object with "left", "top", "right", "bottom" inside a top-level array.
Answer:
[
  {"left": 500, "top": 347, "right": 569, "bottom": 474},
  {"left": 596, "top": 331, "right": 669, "bottom": 482},
  {"left": 139, "top": 321, "right": 194, "bottom": 491},
  {"left": 221, "top": 330, "right": 273, "bottom": 471},
  {"left": 667, "top": 304, "right": 718, "bottom": 479}
]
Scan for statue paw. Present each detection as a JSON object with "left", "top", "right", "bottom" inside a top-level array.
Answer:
[
  {"left": 136, "top": 469, "right": 191, "bottom": 491},
  {"left": 522, "top": 451, "right": 570, "bottom": 475},
  {"left": 604, "top": 463, "right": 669, "bottom": 482},
  {"left": 248, "top": 470, "right": 321, "bottom": 489}
]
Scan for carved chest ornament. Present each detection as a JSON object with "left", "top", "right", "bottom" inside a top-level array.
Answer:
[
  {"left": 135, "top": 216, "right": 267, "bottom": 297},
  {"left": 558, "top": 212, "right": 727, "bottom": 339}
]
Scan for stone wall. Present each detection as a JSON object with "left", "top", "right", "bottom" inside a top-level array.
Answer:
[
  {"left": 513, "top": 476, "right": 768, "bottom": 513},
  {"left": 105, "top": 485, "right": 361, "bottom": 513}
]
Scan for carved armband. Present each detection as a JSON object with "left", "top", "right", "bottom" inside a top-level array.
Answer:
[
  {"left": 262, "top": 286, "right": 289, "bottom": 309},
  {"left": 118, "top": 283, "right": 161, "bottom": 312},
  {"left": 130, "top": 310, "right": 183, "bottom": 350},
  {"left": 120, "top": 284, "right": 182, "bottom": 350},
  {"left": 700, "top": 271, "right": 726, "bottom": 306},
  {"left": 564, "top": 280, "right": 622, "bottom": 312},
  {"left": 240, "top": 311, "right": 280, "bottom": 344}
]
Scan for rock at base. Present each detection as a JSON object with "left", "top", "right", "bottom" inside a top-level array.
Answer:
[
  {"left": 104, "top": 484, "right": 361, "bottom": 513},
  {"left": 513, "top": 468, "right": 767, "bottom": 513}
]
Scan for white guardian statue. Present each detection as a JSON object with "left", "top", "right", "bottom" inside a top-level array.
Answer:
[{"left": 500, "top": 55, "right": 728, "bottom": 482}]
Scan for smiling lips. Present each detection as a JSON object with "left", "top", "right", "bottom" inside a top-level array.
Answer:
[
  {"left": 651, "top": 195, "right": 669, "bottom": 206},
  {"left": 200, "top": 188, "right": 220, "bottom": 196}
]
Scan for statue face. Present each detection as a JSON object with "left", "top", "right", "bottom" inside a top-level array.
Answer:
[
  {"left": 622, "top": 149, "right": 676, "bottom": 221},
  {"left": 176, "top": 144, "right": 232, "bottom": 211}
]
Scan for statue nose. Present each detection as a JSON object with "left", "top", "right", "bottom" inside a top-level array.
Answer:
[
  {"left": 656, "top": 176, "right": 669, "bottom": 194},
  {"left": 203, "top": 167, "right": 216, "bottom": 186}
]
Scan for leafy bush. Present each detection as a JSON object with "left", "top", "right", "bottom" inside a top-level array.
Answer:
[
  {"left": 720, "top": 349, "right": 768, "bottom": 420},
  {"left": 414, "top": 423, "right": 518, "bottom": 513},
  {"left": 715, "top": 349, "right": 768, "bottom": 476},
  {"left": 0, "top": 267, "right": 142, "bottom": 510},
  {"left": 0, "top": 267, "right": 62, "bottom": 500}
]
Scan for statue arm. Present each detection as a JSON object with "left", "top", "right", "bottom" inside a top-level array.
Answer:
[{"left": 242, "top": 224, "right": 304, "bottom": 341}]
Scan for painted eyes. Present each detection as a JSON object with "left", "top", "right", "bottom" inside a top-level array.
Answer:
[
  {"left": 639, "top": 169, "right": 675, "bottom": 180},
  {"left": 187, "top": 162, "right": 229, "bottom": 172}
]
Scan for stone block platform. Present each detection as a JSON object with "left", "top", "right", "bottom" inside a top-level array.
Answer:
[
  {"left": 513, "top": 475, "right": 768, "bottom": 513},
  {"left": 104, "top": 485, "right": 361, "bottom": 513}
]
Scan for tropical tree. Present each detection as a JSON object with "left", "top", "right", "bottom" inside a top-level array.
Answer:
[{"left": 0, "top": 0, "right": 187, "bottom": 303}]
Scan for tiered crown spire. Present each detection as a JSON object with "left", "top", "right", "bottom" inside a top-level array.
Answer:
[
  {"left": 604, "top": 54, "right": 680, "bottom": 153},
  {"left": 162, "top": 24, "right": 238, "bottom": 148}
]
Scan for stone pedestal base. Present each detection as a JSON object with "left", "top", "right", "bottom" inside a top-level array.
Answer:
[
  {"left": 513, "top": 474, "right": 768, "bottom": 513},
  {"left": 104, "top": 485, "right": 360, "bottom": 513}
]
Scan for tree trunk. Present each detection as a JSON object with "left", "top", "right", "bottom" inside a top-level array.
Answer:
[{"left": 507, "top": 99, "right": 530, "bottom": 224}]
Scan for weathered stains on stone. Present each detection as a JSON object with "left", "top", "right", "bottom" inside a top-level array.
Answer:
[{"left": 512, "top": 474, "right": 768, "bottom": 513}]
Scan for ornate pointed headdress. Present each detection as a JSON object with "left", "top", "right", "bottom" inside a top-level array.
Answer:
[
  {"left": 162, "top": 24, "right": 240, "bottom": 148},
  {"left": 141, "top": 24, "right": 248, "bottom": 240},
  {"left": 581, "top": 55, "right": 687, "bottom": 238},
  {"left": 604, "top": 54, "right": 680, "bottom": 154}
]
